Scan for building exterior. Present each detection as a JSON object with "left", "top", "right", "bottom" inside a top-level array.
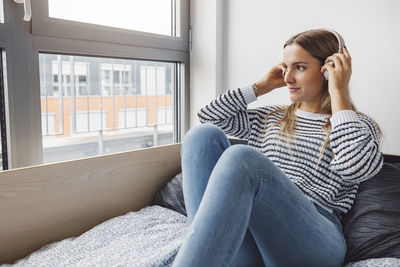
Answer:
[{"left": 39, "top": 54, "right": 175, "bottom": 163}]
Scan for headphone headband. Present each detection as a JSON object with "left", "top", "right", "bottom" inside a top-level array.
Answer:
[
  {"left": 318, "top": 28, "right": 346, "bottom": 80},
  {"left": 320, "top": 28, "right": 345, "bottom": 53}
]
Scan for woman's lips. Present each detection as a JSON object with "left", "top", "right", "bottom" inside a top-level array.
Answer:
[{"left": 289, "top": 87, "right": 300, "bottom": 93}]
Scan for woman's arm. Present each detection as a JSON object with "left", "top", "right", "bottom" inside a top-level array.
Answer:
[
  {"left": 322, "top": 47, "right": 353, "bottom": 114},
  {"left": 322, "top": 48, "right": 383, "bottom": 182},
  {"left": 197, "top": 85, "right": 258, "bottom": 139},
  {"left": 198, "top": 63, "right": 286, "bottom": 139},
  {"left": 329, "top": 110, "right": 383, "bottom": 183}
]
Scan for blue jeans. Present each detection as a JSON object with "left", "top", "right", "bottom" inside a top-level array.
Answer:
[{"left": 172, "top": 123, "right": 346, "bottom": 267}]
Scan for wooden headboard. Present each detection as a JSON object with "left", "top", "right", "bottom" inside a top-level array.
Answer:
[{"left": 0, "top": 143, "right": 182, "bottom": 264}]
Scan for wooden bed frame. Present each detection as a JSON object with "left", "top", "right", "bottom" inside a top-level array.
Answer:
[{"left": 0, "top": 143, "right": 182, "bottom": 264}]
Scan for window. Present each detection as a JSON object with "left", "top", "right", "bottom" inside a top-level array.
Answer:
[
  {"left": 48, "top": 0, "right": 173, "bottom": 36},
  {"left": 157, "top": 107, "right": 173, "bottom": 125},
  {"left": 39, "top": 53, "right": 177, "bottom": 164},
  {"left": 41, "top": 113, "right": 56, "bottom": 135},
  {"left": 2, "top": 0, "right": 188, "bottom": 168},
  {"left": 31, "top": 0, "right": 188, "bottom": 50},
  {"left": 118, "top": 108, "right": 147, "bottom": 128},
  {"left": 74, "top": 110, "right": 107, "bottom": 133},
  {"left": 0, "top": 0, "right": 3, "bottom": 23}
]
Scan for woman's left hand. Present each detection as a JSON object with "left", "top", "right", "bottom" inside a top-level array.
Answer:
[{"left": 321, "top": 47, "right": 352, "bottom": 97}]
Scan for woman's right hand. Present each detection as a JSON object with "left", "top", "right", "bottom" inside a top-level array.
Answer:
[{"left": 255, "top": 63, "right": 287, "bottom": 96}]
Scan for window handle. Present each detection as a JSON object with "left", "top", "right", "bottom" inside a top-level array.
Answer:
[{"left": 13, "top": 0, "right": 32, "bottom": 21}]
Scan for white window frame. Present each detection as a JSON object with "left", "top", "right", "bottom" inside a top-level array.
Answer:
[
  {"left": 31, "top": 0, "right": 188, "bottom": 52},
  {"left": 0, "top": 0, "right": 189, "bottom": 168}
]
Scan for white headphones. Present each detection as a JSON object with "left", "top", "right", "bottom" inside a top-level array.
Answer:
[{"left": 320, "top": 28, "right": 346, "bottom": 81}]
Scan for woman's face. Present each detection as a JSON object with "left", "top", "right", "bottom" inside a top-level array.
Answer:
[{"left": 282, "top": 44, "right": 326, "bottom": 109}]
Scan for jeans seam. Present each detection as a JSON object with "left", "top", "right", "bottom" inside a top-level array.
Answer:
[{"left": 253, "top": 169, "right": 271, "bottom": 203}]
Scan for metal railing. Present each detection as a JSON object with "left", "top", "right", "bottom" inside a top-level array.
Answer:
[{"left": 39, "top": 54, "right": 175, "bottom": 137}]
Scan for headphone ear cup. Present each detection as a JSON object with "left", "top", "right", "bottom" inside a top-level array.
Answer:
[
  {"left": 323, "top": 70, "right": 329, "bottom": 81},
  {"left": 323, "top": 61, "right": 334, "bottom": 81}
]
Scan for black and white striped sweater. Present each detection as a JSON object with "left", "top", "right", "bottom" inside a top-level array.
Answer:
[{"left": 197, "top": 85, "right": 383, "bottom": 216}]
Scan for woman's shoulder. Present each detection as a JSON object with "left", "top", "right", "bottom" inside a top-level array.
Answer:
[
  {"left": 355, "top": 111, "right": 379, "bottom": 126},
  {"left": 354, "top": 111, "right": 382, "bottom": 138}
]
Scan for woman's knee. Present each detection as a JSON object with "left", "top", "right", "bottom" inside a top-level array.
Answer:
[
  {"left": 217, "top": 145, "right": 258, "bottom": 177},
  {"left": 182, "top": 123, "right": 228, "bottom": 149},
  {"left": 218, "top": 145, "right": 276, "bottom": 182},
  {"left": 221, "top": 145, "right": 273, "bottom": 169}
]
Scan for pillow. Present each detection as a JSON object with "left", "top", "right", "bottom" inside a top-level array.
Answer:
[
  {"left": 152, "top": 172, "right": 186, "bottom": 216},
  {"left": 341, "top": 162, "right": 400, "bottom": 263}
]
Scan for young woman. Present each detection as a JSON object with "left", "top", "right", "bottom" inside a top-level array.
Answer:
[{"left": 172, "top": 29, "right": 383, "bottom": 267}]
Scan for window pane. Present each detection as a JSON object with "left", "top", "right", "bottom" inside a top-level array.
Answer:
[
  {"left": 0, "top": 0, "right": 3, "bottom": 23},
  {"left": 39, "top": 53, "right": 176, "bottom": 164},
  {"left": 48, "top": 0, "right": 173, "bottom": 36}
]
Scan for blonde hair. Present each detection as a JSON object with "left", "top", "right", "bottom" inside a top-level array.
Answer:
[{"left": 265, "top": 29, "right": 382, "bottom": 169}]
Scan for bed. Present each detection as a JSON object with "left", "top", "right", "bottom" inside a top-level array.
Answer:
[
  {"left": 0, "top": 144, "right": 182, "bottom": 265},
  {"left": 1, "top": 143, "right": 399, "bottom": 266}
]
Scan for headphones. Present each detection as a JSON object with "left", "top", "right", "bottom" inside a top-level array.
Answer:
[{"left": 320, "top": 28, "right": 346, "bottom": 81}]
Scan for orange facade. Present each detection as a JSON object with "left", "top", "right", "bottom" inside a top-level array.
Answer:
[{"left": 41, "top": 95, "right": 173, "bottom": 137}]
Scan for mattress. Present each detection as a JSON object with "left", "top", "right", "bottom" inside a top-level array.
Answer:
[
  {"left": 2, "top": 205, "right": 398, "bottom": 266},
  {"left": 3, "top": 205, "right": 189, "bottom": 267}
]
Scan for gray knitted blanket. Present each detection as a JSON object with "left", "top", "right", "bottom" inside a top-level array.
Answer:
[
  {"left": 4, "top": 206, "right": 189, "bottom": 267},
  {"left": 3, "top": 205, "right": 399, "bottom": 267}
]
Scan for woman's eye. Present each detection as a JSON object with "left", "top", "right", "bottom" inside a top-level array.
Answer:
[{"left": 282, "top": 65, "right": 305, "bottom": 71}]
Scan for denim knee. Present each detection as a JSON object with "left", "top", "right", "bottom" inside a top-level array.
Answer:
[
  {"left": 182, "top": 123, "right": 228, "bottom": 152},
  {"left": 184, "top": 123, "right": 225, "bottom": 142},
  {"left": 221, "top": 144, "right": 268, "bottom": 167},
  {"left": 219, "top": 144, "right": 277, "bottom": 179},
  {"left": 216, "top": 145, "right": 260, "bottom": 181}
]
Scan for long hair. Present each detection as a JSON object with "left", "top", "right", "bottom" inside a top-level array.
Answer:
[{"left": 265, "top": 29, "right": 382, "bottom": 169}]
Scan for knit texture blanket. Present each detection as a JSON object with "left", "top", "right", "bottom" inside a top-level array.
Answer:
[
  {"left": 3, "top": 205, "right": 399, "bottom": 266},
  {"left": 4, "top": 206, "right": 189, "bottom": 267}
]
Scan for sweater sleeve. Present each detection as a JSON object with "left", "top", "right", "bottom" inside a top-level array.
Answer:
[
  {"left": 329, "top": 110, "right": 383, "bottom": 184},
  {"left": 197, "top": 85, "right": 258, "bottom": 139}
]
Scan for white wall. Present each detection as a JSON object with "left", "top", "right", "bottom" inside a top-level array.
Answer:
[
  {"left": 190, "top": 0, "right": 400, "bottom": 155},
  {"left": 189, "top": 0, "right": 224, "bottom": 128}
]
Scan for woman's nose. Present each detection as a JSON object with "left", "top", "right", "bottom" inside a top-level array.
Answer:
[{"left": 284, "top": 68, "right": 295, "bottom": 83}]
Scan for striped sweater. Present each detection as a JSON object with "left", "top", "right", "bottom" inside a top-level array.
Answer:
[{"left": 198, "top": 85, "right": 383, "bottom": 216}]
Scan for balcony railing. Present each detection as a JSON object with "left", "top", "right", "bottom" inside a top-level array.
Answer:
[{"left": 39, "top": 53, "right": 176, "bottom": 163}]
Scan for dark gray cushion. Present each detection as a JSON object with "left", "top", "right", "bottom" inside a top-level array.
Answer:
[
  {"left": 341, "top": 162, "right": 400, "bottom": 263},
  {"left": 152, "top": 172, "right": 186, "bottom": 216}
]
